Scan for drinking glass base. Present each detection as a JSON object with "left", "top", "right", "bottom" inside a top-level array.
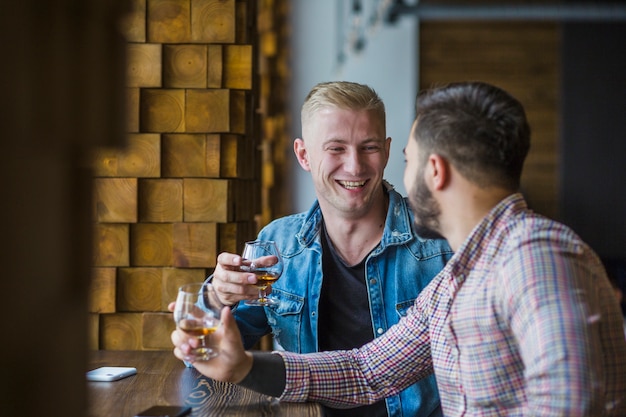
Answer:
[
  {"left": 185, "top": 347, "right": 218, "bottom": 362},
  {"left": 245, "top": 298, "right": 278, "bottom": 306}
]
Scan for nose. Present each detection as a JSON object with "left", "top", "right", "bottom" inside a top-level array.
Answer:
[{"left": 343, "top": 149, "right": 363, "bottom": 176}]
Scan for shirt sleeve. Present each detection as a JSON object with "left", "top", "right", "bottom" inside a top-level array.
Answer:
[
  {"left": 276, "top": 297, "right": 435, "bottom": 408},
  {"left": 503, "top": 229, "right": 609, "bottom": 414}
]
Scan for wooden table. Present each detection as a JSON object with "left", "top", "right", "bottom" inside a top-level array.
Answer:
[{"left": 87, "top": 350, "right": 323, "bottom": 417}]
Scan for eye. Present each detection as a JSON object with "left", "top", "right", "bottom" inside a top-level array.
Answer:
[
  {"left": 362, "top": 145, "right": 381, "bottom": 153},
  {"left": 326, "top": 146, "right": 344, "bottom": 153}
]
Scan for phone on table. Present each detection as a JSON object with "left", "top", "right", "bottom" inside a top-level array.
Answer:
[
  {"left": 135, "top": 405, "right": 192, "bottom": 417},
  {"left": 86, "top": 366, "right": 137, "bottom": 382}
]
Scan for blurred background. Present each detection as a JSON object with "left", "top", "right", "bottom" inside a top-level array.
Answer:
[{"left": 2, "top": 1, "right": 625, "bottom": 415}]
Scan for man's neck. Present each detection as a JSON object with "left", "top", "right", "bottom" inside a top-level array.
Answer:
[
  {"left": 441, "top": 187, "right": 513, "bottom": 251},
  {"left": 321, "top": 195, "right": 388, "bottom": 266}
]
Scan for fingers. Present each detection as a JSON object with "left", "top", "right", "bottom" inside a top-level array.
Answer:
[
  {"left": 250, "top": 254, "right": 279, "bottom": 268},
  {"left": 171, "top": 327, "right": 199, "bottom": 362},
  {"left": 212, "top": 252, "right": 260, "bottom": 305},
  {"left": 209, "top": 307, "right": 254, "bottom": 383},
  {"left": 170, "top": 307, "right": 252, "bottom": 383},
  {"left": 216, "top": 252, "right": 245, "bottom": 270}
]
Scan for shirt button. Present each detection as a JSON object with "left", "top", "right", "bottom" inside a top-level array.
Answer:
[
  {"left": 311, "top": 312, "right": 316, "bottom": 317},
  {"left": 377, "top": 328, "right": 384, "bottom": 335},
  {"left": 369, "top": 278, "right": 377, "bottom": 285}
]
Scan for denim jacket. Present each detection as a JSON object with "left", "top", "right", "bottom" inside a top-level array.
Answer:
[{"left": 218, "top": 184, "right": 452, "bottom": 417}]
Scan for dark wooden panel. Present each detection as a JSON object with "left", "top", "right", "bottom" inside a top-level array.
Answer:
[{"left": 420, "top": 21, "right": 560, "bottom": 219}]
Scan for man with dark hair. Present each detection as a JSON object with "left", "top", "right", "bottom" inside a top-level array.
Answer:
[{"left": 173, "top": 82, "right": 626, "bottom": 416}]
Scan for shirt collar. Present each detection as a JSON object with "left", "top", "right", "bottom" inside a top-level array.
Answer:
[
  {"left": 296, "top": 181, "right": 414, "bottom": 248},
  {"left": 444, "top": 192, "right": 527, "bottom": 282}
]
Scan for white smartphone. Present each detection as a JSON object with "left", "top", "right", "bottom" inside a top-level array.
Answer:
[{"left": 86, "top": 366, "right": 137, "bottom": 382}]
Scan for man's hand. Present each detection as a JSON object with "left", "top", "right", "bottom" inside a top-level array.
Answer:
[
  {"left": 170, "top": 303, "right": 254, "bottom": 383},
  {"left": 212, "top": 251, "right": 272, "bottom": 305}
]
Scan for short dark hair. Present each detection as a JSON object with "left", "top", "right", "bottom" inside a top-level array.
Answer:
[{"left": 413, "top": 82, "right": 530, "bottom": 190}]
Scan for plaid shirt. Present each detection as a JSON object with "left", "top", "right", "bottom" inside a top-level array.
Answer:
[{"left": 278, "top": 193, "right": 626, "bottom": 416}]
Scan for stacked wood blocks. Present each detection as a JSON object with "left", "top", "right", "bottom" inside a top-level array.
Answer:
[{"left": 89, "top": 0, "right": 260, "bottom": 350}]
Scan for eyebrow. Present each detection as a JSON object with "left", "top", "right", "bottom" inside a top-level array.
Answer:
[{"left": 322, "top": 137, "right": 386, "bottom": 145}]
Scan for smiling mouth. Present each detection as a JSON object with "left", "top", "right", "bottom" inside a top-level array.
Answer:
[{"left": 337, "top": 180, "right": 367, "bottom": 190}]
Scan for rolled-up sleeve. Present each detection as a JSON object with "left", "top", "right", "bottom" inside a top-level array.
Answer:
[{"left": 276, "top": 301, "right": 434, "bottom": 408}]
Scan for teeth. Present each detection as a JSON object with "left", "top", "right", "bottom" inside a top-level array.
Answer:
[{"left": 339, "top": 180, "right": 365, "bottom": 189}]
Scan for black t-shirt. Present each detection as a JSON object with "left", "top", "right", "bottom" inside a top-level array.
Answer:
[{"left": 318, "top": 222, "right": 388, "bottom": 417}]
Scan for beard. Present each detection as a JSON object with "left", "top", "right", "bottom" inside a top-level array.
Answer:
[{"left": 408, "top": 174, "right": 445, "bottom": 241}]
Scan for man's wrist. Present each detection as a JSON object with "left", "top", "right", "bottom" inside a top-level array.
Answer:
[{"left": 237, "top": 351, "right": 286, "bottom": 397}]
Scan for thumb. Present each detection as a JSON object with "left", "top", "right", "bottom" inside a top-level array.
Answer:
[
  {"left": 193, "top": 306, "right": 251, "bottom": 383},
  {"left": 219, "top": 307, "right": 244, "bottom": 348},
  {"left": 220, "top": 306, "right": 236, "bottom": 332}
]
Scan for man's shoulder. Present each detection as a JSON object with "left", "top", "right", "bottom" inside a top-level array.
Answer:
[
  {"left": 385, "top": 192, "right": 453, "bottom": 256},
  {"left": 404, "top": 235, "right": 453, "bottom": 261},
  {"left": 261, "top": 212, "right": 307, "bottom": 234},
  {"left": 501, "top": 210, "right": 583, "bottom": 248}
]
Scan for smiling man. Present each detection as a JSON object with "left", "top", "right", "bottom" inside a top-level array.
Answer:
[
  {"left": 201, "top": 81, "right": 452, "bottom": 417},
  {"left": 174, "top": 81, "right": 626, "bottom": 416}
]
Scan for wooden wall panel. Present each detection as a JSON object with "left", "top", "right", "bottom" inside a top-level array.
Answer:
[
  {"left": 127, "top": 88, "right": 140, "bottom": 132},
  {"left": 88, "top": 314, "right": 100, "bottom": 351},
  {"left": 93, "top": 224, "right": 130, "bottom": 267},
  {"left": 257, "top": 0, "right": 290, "bottom": 225},
  {"left": 100, "top": 313, "right": 143, "bottom": 350},
  {"left": 130, "top": 223, "right": 175, "bottom": 266},
  {"left": 162, "top": 267, "right": 207, "bottom": 308},
  {"left": 183, "top": 178, "right": 230, "bottom": 222},
  {"left": 173, "top": 222, "right": 218, "bottom": 267},
  {"left": 127, "top": 43, "right": 162, "bottom": 87},
  {"left": 143, "top": 313, "right": 176, "bottom": 349},
  {"left": 121, "top": 0, "right": 147, "bottom": 43},
  {"left": 185, "top": 89, "right": 232, "bottom": 132},
  {"left": 208, "top": 45, "right": 224, "bottom": 87},
  {"left": 164, "top": 44, "right": 208, "bottom": 88},
  {"left": 90, "top": 0, "right": 261, "bottom": 350},
  {"left": 140, "top": 89, "right": 186, "bottom": 132},
  {"left": 219, "top": 222, "right": 256, "bottom": 254},
  {"left": 90, "top": 268, "right": 117, "bottom": 313},
  {"left": 117, "top": 267, "right": 163, "bottom": 311},
  {"left": 191, "top": 0, "right": 236, "bottom": 43},
  {"left": 420, "top": 21, "right": 560, "bottom": 219},
  {"left": 147, "top": 0, "right": 192, "bottom": 43},
  {"left": 224, "top": 44, "right": 253, "bottom": 89},
  {"left": 139, "top": 178, "right": 184, "bottom": 222},
  {"left": 162, "top": 133, "right": 222, "bottom": 177},
  {"left": 92, "top": 133, "right": 160, "bottom": 178},
  {"left": 93, "top": 178, "right": 138, "bottom": 223}
]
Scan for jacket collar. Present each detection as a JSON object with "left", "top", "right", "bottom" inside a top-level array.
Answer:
[{"left": 296, "top": 181, "right": 415, "bottom": 249}]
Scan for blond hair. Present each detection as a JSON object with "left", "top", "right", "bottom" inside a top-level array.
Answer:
[{"left": 301, "top": 81, "right": 386, "bottom": 129}]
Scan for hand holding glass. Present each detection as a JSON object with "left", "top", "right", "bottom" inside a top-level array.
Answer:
[
  {"left": 240, "top": 240, "right": 283, "bottom": 306},
  {"left": 173, "top": 282, "right": 223, "bottom": 361}
]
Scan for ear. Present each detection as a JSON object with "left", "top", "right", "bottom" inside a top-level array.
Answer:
[
  {"left": 294, "top": 138, "right": 311, "bottom": 172},
  {"left": 383, "top": 137, "right": 392, "bottom": 166},
  {"left": 426, "top": 154, "right": 449, "bottom": 191}
]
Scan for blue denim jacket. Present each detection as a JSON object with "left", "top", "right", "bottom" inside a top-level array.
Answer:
[{"left": 216, "top": 184, "right": 452, "bottom": 417}]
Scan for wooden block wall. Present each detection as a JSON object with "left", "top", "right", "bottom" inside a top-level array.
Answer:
[
  {"left": 257, "top": 0, "right": 291, "bottom": 223},
  {"left": 89, "top": 0, "right": 261, "bottom": 350},
  {"left": 420, "top": 21, "right": 560, "bottom": 219}
]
